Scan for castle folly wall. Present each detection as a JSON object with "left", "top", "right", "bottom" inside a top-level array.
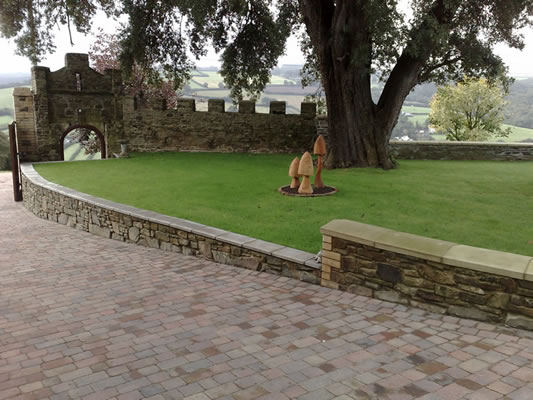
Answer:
[{"left": 123, "top": 99, "right": 318, "bottom": 153}]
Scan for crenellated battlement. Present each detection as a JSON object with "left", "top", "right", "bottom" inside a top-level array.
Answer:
[
  {"left": 123, "top": 97, "right": 318, "bottom": 154},
  {"left": 130, "top": 95, "right": 317, "bottom": 117}
]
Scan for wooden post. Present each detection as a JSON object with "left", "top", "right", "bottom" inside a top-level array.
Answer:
[{"left": 9, "top": 122, "right": 22, "bottom": 202}]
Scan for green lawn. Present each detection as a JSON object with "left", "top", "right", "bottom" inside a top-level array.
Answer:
[{"left": 35, "top": 153, "right": 533, "bottom": 256}]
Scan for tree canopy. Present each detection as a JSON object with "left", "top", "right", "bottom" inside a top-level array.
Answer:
[
  {"left": 1, "top": 0, "right": 533, "bottom": 168},
  {"left": 89, "top": 30, "right": 179, "bottom": 109},
  {"left": 429, "top": 77, "right": 511, "bottom": 141}
]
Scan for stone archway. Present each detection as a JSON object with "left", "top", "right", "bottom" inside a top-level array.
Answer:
[{"left": 60, "top": 124, "right": 107, "bottom": 161}]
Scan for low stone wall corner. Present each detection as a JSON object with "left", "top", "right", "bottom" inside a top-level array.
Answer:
[{"left": 320, "top": 219, "right": 533, "bottom": 330}]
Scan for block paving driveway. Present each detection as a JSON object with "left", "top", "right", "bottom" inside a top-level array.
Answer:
[{"left": 2, "top": 173, "right": 533, "bottom": 400}]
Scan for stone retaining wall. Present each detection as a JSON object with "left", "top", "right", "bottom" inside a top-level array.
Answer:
[
  {"left": 321, "top": 220, "right": 533, "bottom": 330},
  {"left": 389, "top": 141, "right": 533, "bottom": 161},
  {"left": 21, "top": 164, "right": 320, "bottom": 285}
]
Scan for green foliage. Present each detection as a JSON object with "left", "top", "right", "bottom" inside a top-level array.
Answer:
[
  {"left": 5, "top": 1, "right": 531, "bottom": 101},
  {"left": 429, "top": 77, "right": 511, "bottom": 141},
  {"left": 35, "top": 153, "right": 533, "bottom": 256},
  {"left": 0, "top": 0, "right": 115, "bottom": 65},
  {"left": 89, "top": 30, "right": 180, "bottom": 107}
]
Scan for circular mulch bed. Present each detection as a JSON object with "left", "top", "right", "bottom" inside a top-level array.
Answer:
[{"left": 278, "top": 185, "right": 337, "bottom": 197}]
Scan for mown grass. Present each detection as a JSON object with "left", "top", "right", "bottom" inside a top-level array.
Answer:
[{"left": 35, "top": 153, "right": 533, "bottom": 256}]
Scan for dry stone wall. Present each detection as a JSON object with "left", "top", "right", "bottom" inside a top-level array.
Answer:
[
  {"left": 390, "top": 141, "right": 533, "bottom": 161},
  {"left": 21, "top": 164, "right": 321, "bottom": 285},
  {"left": 321, "top": 220, "right": 533, "bottom": 330}
]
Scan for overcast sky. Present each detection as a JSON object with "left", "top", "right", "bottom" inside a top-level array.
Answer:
[{"left": 1, "top": 10, "right": 533, "bottom": 77}]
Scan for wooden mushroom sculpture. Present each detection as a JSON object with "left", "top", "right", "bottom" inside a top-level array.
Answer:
[
  {"left": 313, "top": 135, "right": 326, "bottom": 188},
  {"left": 289, "top": 157, "right": 301, "bottom": 189},
  {"left": 298, "top": 152, "right": 314, "bottom": 194}
]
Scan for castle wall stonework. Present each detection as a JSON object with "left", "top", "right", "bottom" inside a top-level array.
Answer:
[
  {"left": 124, "top": 107, "right": 317, "bottom": 154},
  {"left": 27, "top": 53, "right": 124, "bottom": 161}
]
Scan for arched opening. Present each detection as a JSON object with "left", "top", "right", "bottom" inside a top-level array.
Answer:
[{"left": 60, "top": 124, "right": 106, "bottom": 161}]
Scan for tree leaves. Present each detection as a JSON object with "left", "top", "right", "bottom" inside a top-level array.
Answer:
[{"left": 428, "top": 77, "right": 512, "bottom": 141}]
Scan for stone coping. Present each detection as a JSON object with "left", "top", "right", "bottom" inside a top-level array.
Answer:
[
  {"left": 389, "top": 140, "right": 533, "bottom": 148},
  {"left": 321, "top": 219, "right": 533, "bottom": 281},
  {"left": 21, "top": 163, "right": 320, "bottom": 269}
]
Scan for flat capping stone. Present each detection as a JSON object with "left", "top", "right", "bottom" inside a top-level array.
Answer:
[
  {"left": 321, "top": 219, "right": 533, "bottom": 281},
  {"left": 389, "top": 140, "right": 533, "bottom": 148},
  {"left": 13, "top": 87, "right": 32, "bottom": 96}
]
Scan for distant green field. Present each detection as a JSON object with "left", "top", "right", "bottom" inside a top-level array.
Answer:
[
  {"left": 0, "top": 86, "right": 30, "bottom": 110},
  {"left": 402, "top": 106, "right": 430, "bottom": 114},
  {"left": 407, "top": 114, "right": 428, "bottom": 125},
  {"left": 0, "top": 87, "right": 15, "bottom": 109},
  {"left": 189, "top": 71, "right": 297, "bottom": 89},
  {"left": 502, "top": 125, "right": 533, "bottom": 142},
  {"left": 0, "top": 115, "right": 13, "bottom": 129},
  {"left": 0, "top": 130, "right": 9, "bottom": 170},
  {"left": 187, "top": 89, "right": 305, "bottom": 114}
]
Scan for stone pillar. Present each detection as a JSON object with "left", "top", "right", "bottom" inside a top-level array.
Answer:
[
  {"left": 208, "top": 99, "right": 225, "bottom": 113},
  {"left": 12, "top": 87, "right": 38, "bottom": 161},
  {"left": 320, "top": 234, "right": 340, "bottom": 289},
  {"left": 269, "top": 101, "right": 286, "bottom": 114},
  {"left": 31, "top": 66, "right": 53, "bottom": 160},
  {"left": 239, "top": 100, "right": 255, "bottom": 114}
]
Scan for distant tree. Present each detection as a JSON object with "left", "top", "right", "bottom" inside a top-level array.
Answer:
[
  {"left": 89, "top": 30, "right": 179, "bottom": 109},
  {"left": 429, "top": 77, "right": 511, "bottom": 141},
  {"left": 218, "top": 82, "right": 225, "bottom": 89}
]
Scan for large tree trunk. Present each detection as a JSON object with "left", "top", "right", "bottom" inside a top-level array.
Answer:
[
  {"left": 300, "top": 0, "right": 403, "bottom": 169},
  {"left": 322, "top": 62, "right": 398, "bottom": 170},
  {"left": 299, "top": 0, "right": 455, "bottom": 169}
]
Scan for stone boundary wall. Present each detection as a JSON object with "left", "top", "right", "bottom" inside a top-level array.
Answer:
[
  {"left": 122, "top": 98, "right": 318, "bottom": 154},
  {"left": 320, "top": 220, "right": 533, "bottom": 330},
  {"left": 21, "top": 163, "right": 320, "bottom": 285},
  {"left": 389, "top": 141, "right": 533, "bottom": 161}
]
